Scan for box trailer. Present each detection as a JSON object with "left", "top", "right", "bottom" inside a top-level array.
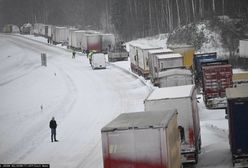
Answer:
[
  {"left": 68, "top": 28, "right": 78, "bottom": 48},
  {"left": 157, "top": 68, "right": 193, "bottom": 88},
  {"left": 101, "top": 110, "right": 181, "bottom": 168},
  {"left": 129, "top": 42, "right": 162, "bottom": 78},
  {"left": 226, "top": 86, "right": 248, "bottom": 167},
  {"left": 81, "top": 33, "right": 101, "bottom": 52},
  {"left": 144, "top": 84, "right": 201, "bottom": 164},
  {"left": 239, "top": 39, "right": 248, "bottom": 58},
  {"left": 232, "top": 72, "right": 248, "bottom": 87},
  {"left": 53, "top": 26, "right": 69, "bottom": 44},
  {"left": 193, "top": 52, "right": 217, "bottom": 86},
  {"left": 148, "top": 49, "right": 173, "bottom": 84},
  {"left": 202, "top": 62, "right": 232, "bottom": 109},
  {"left": 71, "top": 30, "right": 87, "bottom": 49},
  {"left": 101, "top": 34, "right": 115, "bottom": 53},
  {"left": 168, "top": 45, "right": 195, "bottom": 69}
]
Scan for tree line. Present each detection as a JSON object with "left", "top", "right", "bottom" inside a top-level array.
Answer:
[{"left": 0, "top": 0, "right": 248, "bottom": 41}]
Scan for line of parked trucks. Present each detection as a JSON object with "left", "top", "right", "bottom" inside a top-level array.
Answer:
[
  {"left": 3, "top": 23, "right": 248, "bottom": 167},
  {"left": 101, "top": 40, "right": 248, "bottom": 167}
]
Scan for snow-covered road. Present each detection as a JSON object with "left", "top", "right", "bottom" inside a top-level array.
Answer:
[
  {"left": 0, "top": 34, "right": 150, "bottom": 168},
  {"left": 0, "top": 34, "right": 234, "bottom": 168}
]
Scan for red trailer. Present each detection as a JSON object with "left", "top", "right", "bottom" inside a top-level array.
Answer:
[
  {"left": 101, "top": 110, "right": 181, "bottom": 168},
  {"left": 202, "top": 64, "right": 232, "bottom": 108}
]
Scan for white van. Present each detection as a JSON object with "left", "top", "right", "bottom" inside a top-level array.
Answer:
[{"left": 91, "top": 53, "right": 106, "bottom": 69}]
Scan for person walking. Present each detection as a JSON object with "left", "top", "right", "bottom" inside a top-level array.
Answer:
[
  {"left": 72, "top": 50, "right": 76, "bottom": 59},
  {"left": 49, "top": 117, "right": 58, "bottom": 142}
]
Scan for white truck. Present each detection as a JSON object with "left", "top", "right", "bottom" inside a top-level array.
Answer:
[
  {"left": 91, "top": 53, "right": 106, "bottom": 69},
  {"left": 144, "top": 84, "right": 201, "bottom": 164}
]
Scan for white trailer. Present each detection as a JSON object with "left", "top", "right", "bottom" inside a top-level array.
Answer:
[
  {"left": 44, "top": 25, "right": 52, "bottom": 38},
  {"left": 71, "top": 30, "right": 87, "bottom": 49},
  {"left": 144, "top": 84, "right": 201, "bottom": 164},
  {"left": 53, "top": 26, "right": 69, "bottom": 44},
  {"left": 158, "top": 68, "right": 193, "bottom": 87},
  {"left": 129, "top": 42, "right": 161, "bottom": 78},
  {"left": 148, "top": 48, "right": 173, "bottom": 84},
  {"left": 68, "top": 28, "right": 78, "bottom": 47},
  {"left": 101, "top": 33, "right": 115, "bottom": 52},
  {"left": 33, "top": 23, "right": 44, "bottom": 36},
  {"left": 239, "top": 39, "right": 248, "bottom": 58}
]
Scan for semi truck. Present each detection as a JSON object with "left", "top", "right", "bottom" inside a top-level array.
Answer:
[
  {"left": 157, "top": 68, "right": 193, "bottom": 88},
  {"left": 149, "top": 53, "right": 186, "bottom": 87},
  {"left": 193, "top": 52, "right": 217, "bottom": 86},
  {"left": 168, "top": 44, "right": 195, "bottom": 69},
  {"left": 108, "top": 41, "right": 129, "bottom": 62},
  {"left": 226, "top": 86, "right": 248, "bottom": 167},
  {"left": 101, "top": 110, "right": 181, "bottom": 168},
  {"left": 81, "top": 33, "right": 102, "bottom": 52},
  {"left": 144, "top": 84, "right": 201, "bottom": 164},
  {"left": 129, "top": 43, "right": 162, "bottom": 78},
  {"left": 201, "top": 60, "right": 232, "bottom": 109},
  {"left": 148, "top": 48, "right": 173, "bottom": 83}
]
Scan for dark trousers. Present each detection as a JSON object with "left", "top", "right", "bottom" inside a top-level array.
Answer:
[{"left": 51, "top": 128, "right": 56, "bottom": 142}]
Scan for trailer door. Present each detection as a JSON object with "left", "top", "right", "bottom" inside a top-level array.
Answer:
[{"left": 229, "top": 100, "right": 248, "bottom": 154}]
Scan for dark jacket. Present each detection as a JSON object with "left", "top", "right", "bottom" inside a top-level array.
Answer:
[{"left": 49, "top": 120, "right": 57, "bottom": 129}]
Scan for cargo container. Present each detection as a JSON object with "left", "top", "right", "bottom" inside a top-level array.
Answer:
[
  {"left": 157, "top": 68, "right": 193, "bottom": 88},
  {"left": 239, "top": 39, "right": 248, "bottom": 58},
  {"left": 144, "top": 85, "right": 201, "bottom": 164},
  {"left": 202, "top": 62, "right": 232, "bottom": 108},
  {"left": 101, "top": 34, "right": 115, "bottom": 53},
  {"left": 151, "top": 53, "right": 184, "bottom": 86},
  {"left": 168, "top": 45, "right": 195, "bottom": 69},
  {"left": 52, "top": 26, "right": 69, "bottom": 44},
  {"left": 101, "top": 110, "right": 181, "bottom": 168},
  {"left": 44, "top": 25, "right": 52, "bottom": 38},
  {"left": 232, "top": 72, "right": 248, "bottom": 87},
  {"left": 129, "top": 43, "right": 162, "bottom": 78},
  {"left": 81, "top": 33, "right": 101, "bottom": 52},
  {"left": 148, "top": 48, "right": 173, "bottom": 83},
  {"left": 68, "top": 28, "right": 78, "bottom": 47},
  {"left": 193, "top": 52, "right": 217, "bottom": 86},
  {"left": 71, "top": 30, "right": 87, "bottom": 49},
  {"left": 226, "top": 86, "right": 248, "bottom": 167}
]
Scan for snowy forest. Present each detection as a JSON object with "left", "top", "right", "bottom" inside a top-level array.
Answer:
[{"left": 0, "top": 0, "right": 248, "bottom": 40}]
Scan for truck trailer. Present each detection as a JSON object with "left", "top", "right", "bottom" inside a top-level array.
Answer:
[
  {"left": 226, "top": 86, "right": 248, "bottom": 167},
  {"left": 129, "top": 43, "right": 162, "bottom": 78},
  {"left": 144, "top": 84, "right": 201, "bottom": 164},
  {"left": 168, "top": 45, "right": 195, "bottom": 69},
  {"left": 193, "top": 52, "right": 217, "bottom": 86},
  {"left": 201, "top": 60, "right": 232, "bottom": 109},
  {"left": 148, "top": 48, "right": 173, "bottom": 84},
  {"left": 101, "top": 110, "right": 181, "bottom": 168},
  {"left": 157, "top": 68, "right": 193, "bottom": 88}
]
